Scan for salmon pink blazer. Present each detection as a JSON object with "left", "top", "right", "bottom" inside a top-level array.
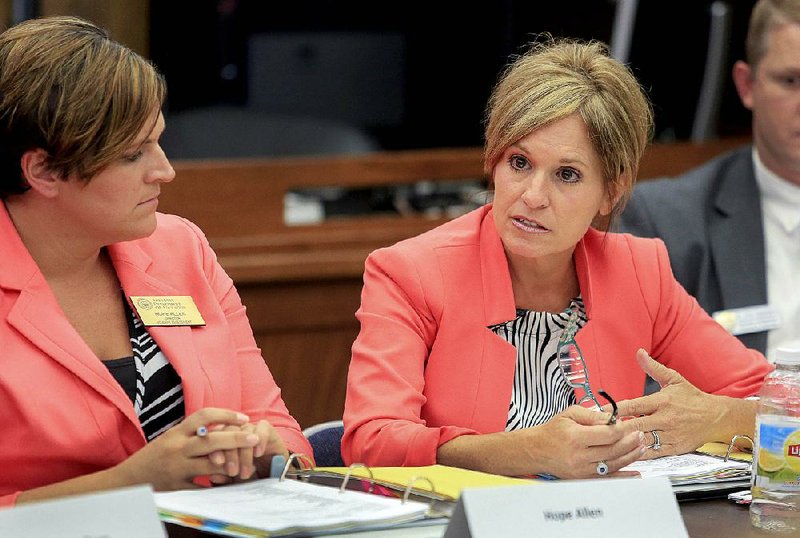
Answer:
[
  {"left": 342, "top": 205, "right": 771, "bottom": 466},
  {"left": 0, "top": 206, "right": 311, "bottom": 506}
]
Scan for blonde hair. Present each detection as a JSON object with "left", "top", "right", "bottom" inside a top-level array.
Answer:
[
  {"left": 745, "top": 0, "right": 800, "bottom": 68},
  {"left": 0, "top": 16, "right": 166, "bottom": 197},
  {"left": 484, "top": 38, "right": 653, "bottom": 221}
]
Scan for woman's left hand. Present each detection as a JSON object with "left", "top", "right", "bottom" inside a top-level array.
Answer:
[
  {"left": 614, "top": 349, "right": 728, "bottom": 459},
  {"left": 208, "top": 420, "right": 289, "bottom": 485}
]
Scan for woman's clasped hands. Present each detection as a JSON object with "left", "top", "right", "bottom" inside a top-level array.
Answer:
[{"left": 115, "top": 408, "right": 288, "bottom": 490}]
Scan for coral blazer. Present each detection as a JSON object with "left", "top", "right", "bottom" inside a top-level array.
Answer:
[
  {"left": 0, "top": 206, "right": 311, "bottom": 506},
  {"left": 342, "top": 205, "right": 772, "bottom": 466}
]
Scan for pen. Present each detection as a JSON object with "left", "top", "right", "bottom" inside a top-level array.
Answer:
[{"left": 196, "top": 425, "right": 208, "bottom": 437}]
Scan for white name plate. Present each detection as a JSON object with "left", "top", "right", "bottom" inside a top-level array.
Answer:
[
  {"left": 444, "top": 477, "right": 687, "bottom": 537},
  {"left": 0, "top": 485, "right": 165, "bottom": 538}
]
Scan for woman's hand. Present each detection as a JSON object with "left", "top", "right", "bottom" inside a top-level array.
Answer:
[
  {"left": 615, "top": 349, "right": 749, "bottom": 458},
  {"left": 17, "top": 409, "right": 292, "bottom": 503},
  {"left": 437, "top": 405, "right": 646, "bottom": 479},
  {"left": 526, "top": 405, "right": 646, "bottom": 478},
  {"left": 208, "top": 420, "right": 289, "bottom": 485},
  {"left": 114, "top": 408, "right": 260, "bottom": 491}
]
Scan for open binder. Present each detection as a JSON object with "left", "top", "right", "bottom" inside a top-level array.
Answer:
[
  {"left": 295, "top": 463, "right": 534, "bottom": 506},
  {"left": 155, "top": 454, "right": 449, "bottom": 537}
]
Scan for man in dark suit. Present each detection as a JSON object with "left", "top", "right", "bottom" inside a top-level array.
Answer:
[{"left": 621, "top": 0, "right": 800, "bottom": 364}]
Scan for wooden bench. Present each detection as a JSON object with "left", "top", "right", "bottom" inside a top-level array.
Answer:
[{"left": 160, "top": 137, "right": 749, "bottom": 428}]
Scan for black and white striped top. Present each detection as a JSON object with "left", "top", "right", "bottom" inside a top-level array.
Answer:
[
  {"left": 490, "top": 298, "right": 587, "bottom": 431},
  {"left": 103, "top": 300, "right": 186, "bottom": 441}
]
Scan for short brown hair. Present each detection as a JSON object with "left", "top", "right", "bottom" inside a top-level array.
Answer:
[
  {"left": 0, "top": 16, "right": 166, "bottom": 197},
  {"left": 484, "top": 38, "right": 653, "bottom": 222},
  {"left": 745, "top": 0, "right": 800, "bottom": 67}
]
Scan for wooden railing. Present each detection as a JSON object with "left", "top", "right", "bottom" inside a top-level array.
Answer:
[{"left": 160, "top": 137, "right": 749, "bottom": 428}]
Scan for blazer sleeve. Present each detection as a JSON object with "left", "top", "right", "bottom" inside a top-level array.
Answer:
[
  {"left": 634, "top": 236, "right": 772, "bottom": 396},
  {"left": 183, "top": 218, "right": 312, "bottom": 458},
  {"left": 342, "top": 246, "right": 479, "bottom": 466}
]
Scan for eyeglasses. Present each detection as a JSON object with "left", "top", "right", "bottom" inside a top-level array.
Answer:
[{"left": 557, "top": 308, "right": 618, "bottom": 425}]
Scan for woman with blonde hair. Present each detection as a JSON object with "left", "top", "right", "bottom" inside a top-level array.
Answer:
[{"left": 343, "top": 38, "right": 772, "bottom": 478}]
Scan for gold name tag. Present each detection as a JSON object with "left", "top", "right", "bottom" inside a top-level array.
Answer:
[{"left": 129, "top": 296, "right": 206, "bottom": 327}]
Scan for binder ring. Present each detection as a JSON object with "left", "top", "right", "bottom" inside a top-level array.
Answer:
[
  {"left": 279, "top": 452, "right": 314, "bottom": 481},
  {"left": 402, "top": 476, "right": 435, "bottom": 504},
  {"left": 339, "top": 463, "right": 375, "bottom": 494},
  {"left": 725, "top": 434, "right": 754, "bottom": 462}
]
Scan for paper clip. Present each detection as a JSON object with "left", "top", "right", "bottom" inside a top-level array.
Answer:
[{"left": 339, "top": 463, "right": 375, "bottom": 494}]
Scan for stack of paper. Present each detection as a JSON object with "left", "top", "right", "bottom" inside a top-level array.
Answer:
[
  {"left": 155, "top": 478, "right": 433, "bottom": 537},
  {"left": 621, "top": 451, "right": 751, "bottom": 497}
]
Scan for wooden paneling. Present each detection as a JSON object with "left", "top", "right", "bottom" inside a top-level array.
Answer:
[
  {"left": 162, "top": 138, "right": 750, "bottom": 428},
  {"left": 638, "top": 136, "right": 750, "bottom": 180},
  {"left": 40, "top": 0, "right": 149, "bottom": 56},
  {"left": 0, "top": 1, "right": 10, "bottom": 30},
  {"left": 238, "top": 279, "right": 362, "bottom": 428}
]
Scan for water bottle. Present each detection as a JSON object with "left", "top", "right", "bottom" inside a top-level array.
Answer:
[{"left": 751, "top": 347, "right": 800, "bottom": 532}]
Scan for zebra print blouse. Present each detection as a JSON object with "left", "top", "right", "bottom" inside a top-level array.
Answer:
[
  {"left": 490, "top": 297, "right": 587, "bottom": 431},
  {"left": 103, "top": 299, "right": 186, "bottom": 441}
]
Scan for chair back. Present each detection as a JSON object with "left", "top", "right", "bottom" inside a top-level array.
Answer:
[{"left": 303, "top": 420, "right": 345, "bottom": 467}]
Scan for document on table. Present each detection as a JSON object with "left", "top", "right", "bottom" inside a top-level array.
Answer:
[
  {"left": 621, "top": 452, "right": 750, "bottom": 485},
  {"left": 155, "top": 477, "right": 432, "bottom": 537}
]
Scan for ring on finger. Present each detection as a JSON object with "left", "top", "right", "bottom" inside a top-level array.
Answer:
[
  {"left": 595, "top": 460, "right": 609, "bottom": 476},
  {"left": 646, "top": 430, "right": 662, "bottom": 451}
]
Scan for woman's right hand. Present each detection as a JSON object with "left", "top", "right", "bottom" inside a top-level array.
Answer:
[
  {"left": 526, "top": 405, "right": 646, "bottom": 478},
  {"left": 438, "top": 404, "right": 646, "bottom": 479},
  {"left": 114, "top": 408, "right": 260, "bottom": 491}
]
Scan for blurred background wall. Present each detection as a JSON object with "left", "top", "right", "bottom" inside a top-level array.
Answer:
[{"left": 0, "top": 0, "right": 757, "bottom": 158}]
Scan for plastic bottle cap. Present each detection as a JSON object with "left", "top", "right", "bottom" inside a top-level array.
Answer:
[{"left": 774, "top": 347, "right": 800, "bottom": 365}]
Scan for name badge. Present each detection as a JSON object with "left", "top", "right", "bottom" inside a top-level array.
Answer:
[
  {"left": 712, "top": 304, "right": 781, "bottom": 336},
  {"left": 130, "top": 296, "right": 206, "bottom": 327}
]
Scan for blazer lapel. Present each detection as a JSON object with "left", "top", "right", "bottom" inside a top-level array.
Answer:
[
  {"left": 108, "top": 241, "right": 205, "bottom": 413},
  {"left": 466, "top": 207, "right": 518, "bottom": 431},
  {"left": 710, "top": 152, "right": 766, "bottom": 307},
  {"left": 709, "top": 152, "right": 768, "bottom": 351},
  {"left": 479, "top": 207, "right": 517, "bottom": 326},
  {"left": 0, "top": 205, "right": 139, "bottom": 428},
  {"left": 7, "top": 284, "right": 142, "bottom": 428}
]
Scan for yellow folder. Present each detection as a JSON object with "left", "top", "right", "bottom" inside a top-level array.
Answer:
[{"left": 313, "top": 464, "right": 534, "bottom": 501}]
